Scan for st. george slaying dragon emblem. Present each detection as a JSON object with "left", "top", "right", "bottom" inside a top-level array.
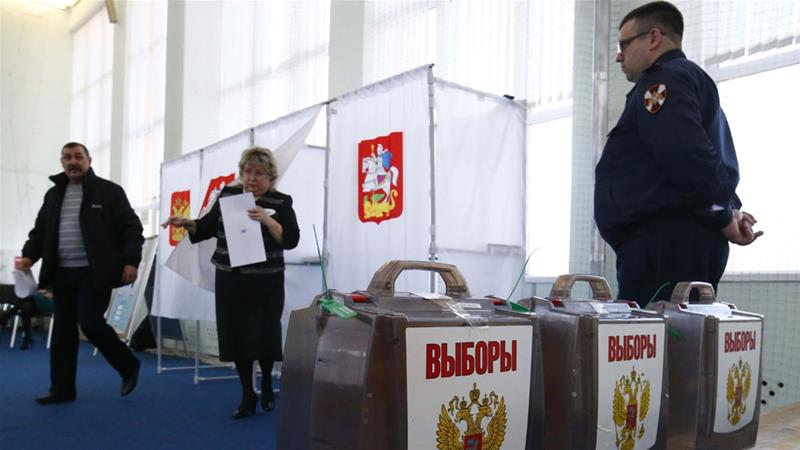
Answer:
[
  {"left": 436, "top": 382, "right": 507, "bottom": 450},
  {"left": 358, "top": 132, "right": 403, "bottom": 224},
  {"left": 726, "top": 357, "right": 752, "bottom": 426},
  {"left": 613, "top": 368, "right": 651, "bottom": 450}
]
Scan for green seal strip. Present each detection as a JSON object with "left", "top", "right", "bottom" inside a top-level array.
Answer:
[
  {"left": 313, "top": 224, "right": 355, "bottom": 319},
  {"left": 319, "top": 298, "right": 357, "bottom": 319}
]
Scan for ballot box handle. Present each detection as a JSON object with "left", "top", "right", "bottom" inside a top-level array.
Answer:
[
  {"left": 549, "top": 274, "right": 613, "bottom": 301},
  {"left": 366, "top": 260, "right": 471, "bottom": 297},
  {"left": 669, "top": 281, "right": 716, "bottom": 304}
]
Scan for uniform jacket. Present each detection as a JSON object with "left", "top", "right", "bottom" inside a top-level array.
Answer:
[
  {"left": 595, "top": 49, "right": 741, "bottom": 250},
  {"left": 190, "top": 185, "right": 300, "bottom": 274},
  {"left": 22, "top": 168, "right": 144, "bottom": 291}
]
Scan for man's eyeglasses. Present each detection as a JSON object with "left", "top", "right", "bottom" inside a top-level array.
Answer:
[{"left": 617, "top": 30, "right": 651, "bottom": 53}]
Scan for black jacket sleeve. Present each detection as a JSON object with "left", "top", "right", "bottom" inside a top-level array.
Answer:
[
  {"left": 190, "top": 199, "right": 221, "bottom": 243},
  {"left": 637, "top": 69, "right": 733, "bottom": 229},
  {"left": 276, "top": 195, "right": 300, "bottom": 250},
  {"left": 110, "top": 183, "right": 145, "bottom": 267},
  {"left": 21, "top": 192, "right": 49, "bottom": 263}
]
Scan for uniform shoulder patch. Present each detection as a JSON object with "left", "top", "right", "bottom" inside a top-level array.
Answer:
[{"left": 643, "top": 83, "right": 668, "bottom": 114}]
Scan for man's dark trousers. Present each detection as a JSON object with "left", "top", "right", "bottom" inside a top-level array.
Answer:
[
  {"left": 50, "top": 267, "right": 139, "bottom": 396},
  {"left": 616, "top": 214, "right": 730, "bottom": 307}
]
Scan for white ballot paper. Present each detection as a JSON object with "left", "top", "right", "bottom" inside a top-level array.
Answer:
[{"left": 219, "top": 192, "right": 267, "bottom": 267}]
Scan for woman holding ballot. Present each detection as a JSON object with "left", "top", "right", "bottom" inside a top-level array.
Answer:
[{"left": 163, "top": 147, "right": 299, "bottom": 418}]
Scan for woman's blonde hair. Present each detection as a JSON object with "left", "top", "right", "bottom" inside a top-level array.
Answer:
[{"left": 238, "top": 146, "right": 278, "bottom": 189}]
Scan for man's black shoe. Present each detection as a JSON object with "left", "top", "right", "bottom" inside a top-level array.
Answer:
[
  {"left": 120, "top": 359, "right": 140, "bottom": 397},
  {"left": 36, "top": 392, "right": 76, "bottom": 405}
]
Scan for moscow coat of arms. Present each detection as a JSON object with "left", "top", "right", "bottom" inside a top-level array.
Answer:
[{"left": 358, "top": 132, "right": 403, "bottom": 224}]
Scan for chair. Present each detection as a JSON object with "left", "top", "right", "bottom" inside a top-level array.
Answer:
[{"left": 0, "top": 284, "right": 54, "bottom": 349}]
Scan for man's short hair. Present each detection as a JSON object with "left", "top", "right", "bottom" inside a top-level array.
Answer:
[
  {"left": 620, "top": 1, "right": 683, "bottom": 40},
  {"left": 62, "top": 142, "right": 90, "bottom": 158}
]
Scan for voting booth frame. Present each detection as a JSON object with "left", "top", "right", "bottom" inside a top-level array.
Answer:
[{"left": 152, "top": 64, "right": 529, "bottom": 384}]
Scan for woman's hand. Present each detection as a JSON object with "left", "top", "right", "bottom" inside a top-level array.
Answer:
[
  {"left": 248, "top": 207, "right": 284, "bottom": 244},
  {"left": 247, "top": 207, "right": 274, "bottom": 225},
  {"left": 162, "top": 216, "right": 197, "bottom": 235}
]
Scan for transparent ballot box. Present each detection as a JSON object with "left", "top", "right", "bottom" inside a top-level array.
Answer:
[
  {"left": 277, "top": 260, "right": 545, "bottom": 449},
  {"left": 517, "top": 274, "right": 669, "bottom": 450},
  {"left": 647, "top": 281, "right": 764, "bottom": 450}
]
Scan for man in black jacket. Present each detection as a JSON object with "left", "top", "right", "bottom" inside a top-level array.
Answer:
[
  {"left": 594, "top": 2, "right": 762, "bottom": 306},
  {"left": 15, "top": 142, "right": 144, "bottom": 404}
]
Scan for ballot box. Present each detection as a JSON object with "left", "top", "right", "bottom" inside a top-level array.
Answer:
[
  {"left": 277, "top": 260, "right": 545, "bottom": 450},
  {"left": 516, "top": 274, "right": 668, "bottom": 450},
  {"left": 647, "top": 281, "right": 764, "bottom": 449}
]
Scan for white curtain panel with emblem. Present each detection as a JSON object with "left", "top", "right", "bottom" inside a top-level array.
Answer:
[
  {"left": 253, "top": 104, "right": 325, "bottom": 326},
  {"left": 153, "top": 152, "right": 215, "bottom": 320},
  {"left": 433, "top": 80, "right": 526, "bottom": 299},
  {"left": 154, "top": 108, "right": 319, "bottom": 322},
  {"left": 326, "top": 67, "right": 432, "bottom": 293}
]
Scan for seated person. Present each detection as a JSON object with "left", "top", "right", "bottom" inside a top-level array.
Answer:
[{"left": 0, "top": 287, "right": 54, "bottom": 350}]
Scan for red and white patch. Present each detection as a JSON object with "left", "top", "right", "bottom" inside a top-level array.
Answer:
[{"left": 643, "top": 84, "right": 668, "bottom": 114}]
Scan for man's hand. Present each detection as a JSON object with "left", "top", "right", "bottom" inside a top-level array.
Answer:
[
  {"left": 722, "top": 209, "right": 764, "bottom": 246},
  {"left": 121, "top": 265, "right": 138, "bottom": 284},
  {"left": 14, "top": 257, "right": 33, "bottom": 272}
]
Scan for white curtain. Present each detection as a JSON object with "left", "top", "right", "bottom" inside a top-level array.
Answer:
[
  {"left": 218, "top": 0, "right": 330, "bottom": 140},
  {"left": 153, "top": 152, "right": 214, "bottom": 321},
  {"left": 121, "top": 0, "right": 167, "bottom": 215},
  {"left": 69, "top": 8, "right": 113, "bottom": 177},
  {"left": 254, "top": 105, "right": 324, "bottom": 263},
  {"left": 326, "top": 67, "right": 432, "bottom": 293},
  {"left": 434, "top": 79, "right": 526, "bottom": 298}
]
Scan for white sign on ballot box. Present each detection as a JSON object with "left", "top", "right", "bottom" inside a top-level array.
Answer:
[
  {"left": 596, "top": 323, "right": 665, "bottom": 450},
  {"left": 405, "top": 325, "right": 532, "bottom": 449},
  {"left": 713, "top": 319, "right": 762, "bottom": 433}
]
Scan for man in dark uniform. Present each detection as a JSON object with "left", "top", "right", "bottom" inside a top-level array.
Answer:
[
  {"left": 15, "top": 142, "right": 144, "bottom": 404},
  {"left": 594, "top": 1, "right": 762, "bottom": 306}
]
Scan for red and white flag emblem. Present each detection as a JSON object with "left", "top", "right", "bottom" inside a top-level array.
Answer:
[
  {"left": 644, "top": 84, "right": 668, "bottom": 114},
  {"left": 201, "top": 173, "right": 236, "bottom": 212},
  {"left": 358, "top": 131, "right": 403, "bottom": 224}
]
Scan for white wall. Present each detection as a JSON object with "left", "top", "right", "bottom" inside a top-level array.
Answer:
[{"left": 0, "top": 0, "right": 72, "bottom": 284}]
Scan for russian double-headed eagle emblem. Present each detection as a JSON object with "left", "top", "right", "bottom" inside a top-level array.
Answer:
[
  {"left": 613, "top": 368, "right": 651, "bottom": 450},
  {"left": 169, "top": 190, "right": 191, "bottom": 246},
  {"left": 726, "top": 357, "right": 752, "bottom": 426},
  {"left": 436, "top": 382, "right": 506, "bottom": 450}
]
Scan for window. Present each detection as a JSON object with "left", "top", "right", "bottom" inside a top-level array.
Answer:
[
  {"left": 526, "top": 114, "right": 572, "bottom": 278},
  {"left": 218, "top": 1, "right": 330, "bottom": 140},
  {"left": 69, "top": 9, "right": 113, "bottom": 177},
  {"left": 719, "top": 63, "right": 800, "bottom": 275},
  {"left": 121, "top": 0, "right": 167, "bottom": 235}
]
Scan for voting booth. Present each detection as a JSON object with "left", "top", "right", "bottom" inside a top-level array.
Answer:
[
  {"left": 647, "top": 282, "right": 764, "bottom": 449},
  {"left": 277, "top": 261, "right": 545, "bottom": 450},
  {"left": 516, "top": 274, "right": 668, "bottom": 450}
]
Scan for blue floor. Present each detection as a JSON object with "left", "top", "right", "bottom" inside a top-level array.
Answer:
[{"left": 0, "top": 327, "right": 278, "bottom": 449}]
